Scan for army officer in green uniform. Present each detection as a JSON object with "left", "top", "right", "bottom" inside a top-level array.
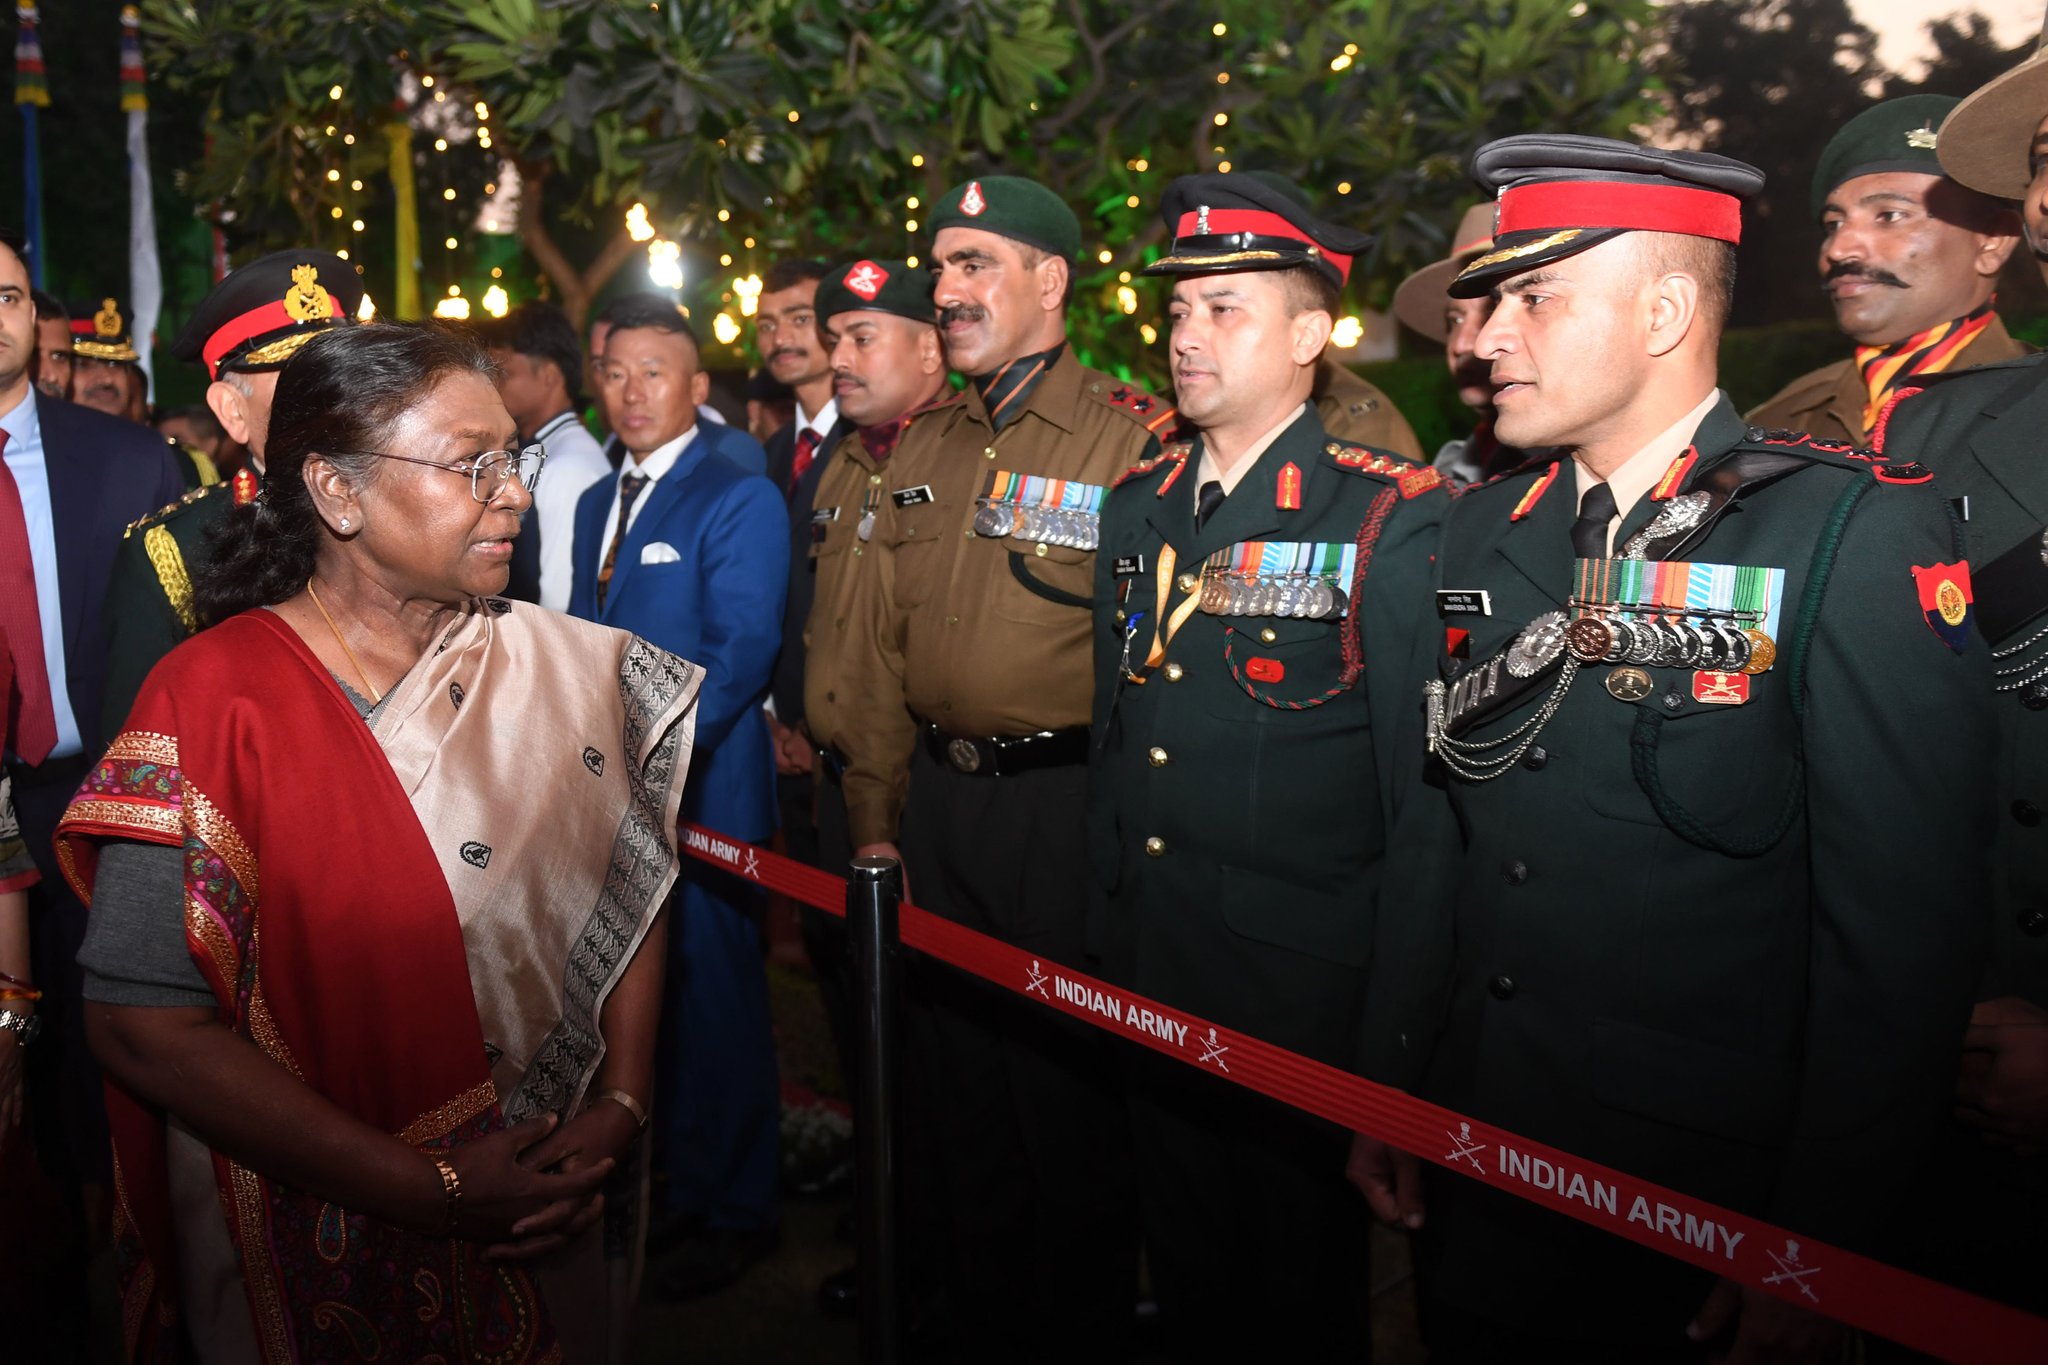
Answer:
[
  {"left": 1090, "top": 173, "right": 1446, "bottom": 1359},
  {"left": 1348, "top": 136, "right": 1995, "bottom": 1362},
  {"left": 97, "top": 250, "right": 359, "bottom": 741},
  {"left": 1863, "top": 42, "right": 2048, "bottom": 1317}
]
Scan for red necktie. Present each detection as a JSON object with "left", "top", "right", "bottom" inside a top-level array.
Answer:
[
  {"left": 0, "top": 431, "right": 58, "bottom": 765},
  {"left": 789, "top": 427, "right": 822, "bottom": 492}
]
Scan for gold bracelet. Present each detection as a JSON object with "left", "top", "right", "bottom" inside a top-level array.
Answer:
[
  {"left": 431, "top": 1156, "right": 462, "bottom": 1237},
  {"left": 595, "top": 1087, "right": 649, "bottom": 1129}
]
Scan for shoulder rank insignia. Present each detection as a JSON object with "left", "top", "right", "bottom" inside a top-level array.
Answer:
[
  {"left": 122, "top": 485, "right": 212, "bottom": 539},
  {"left": 231, "top": 466, "right": 260, "bottom": 506},
  {"left": 1114, "top": 439, "right": 1192, "bottom": 490},
  {"left": 1873, "top": 461, "right": 1934, "bottom": 485},
  {"left": 1100, "top": 383, "right": 1179, "bottom": 434},
  {"left": 1326, "top": 442, "right": 1443, "bottom": 499},
  {"left": 1740, "top": 425, "right": 1883, "bottom": 471}
]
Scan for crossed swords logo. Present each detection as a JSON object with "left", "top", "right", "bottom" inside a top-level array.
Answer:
[
  {"left": 740, "top": 847, "right": 760, "bottom": 880},
  {"left": 1026, "top": 960, "right": 1050, "bottom": 999},
  {"left": 1445, "top": 1122, "right": 1488, "bottom": 1173},
  {"left": 1198, "top": 1028, "right": 1230, "bottom": 1072},
  {"left": 1763, "top": 1240, "right": 1821, "bottom": 1303}
]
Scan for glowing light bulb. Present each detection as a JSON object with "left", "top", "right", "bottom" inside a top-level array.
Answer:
[
  {"left": 1139, "top": 323, "right": 1158, "bottom": 345},
  {"left": 626, "top": 203, "right": 655, "bottom": 242},
  {"left": 1097, "top": 249, "right": 1113, "bottom": 264},
  {"left": 712, "top": 313, "right": 741, "bottom": 345},
  {"left": 1331, "top": 316, "right": 1365, "bottom": 348},
  {"left": 481, "top": 284, "right": 510, "bottom": 318},
  {"left": 648, "top": 239, "right": 684, "bottom": 289},
  {"left": 357, "top": 293, "right": 376, "bottom": 321},
  {"left": 433, "top": 294, "right": 471, "bottom": 320},
  {"left": 443, "top": 187, "right": 458, "bottom": 201},
  {"left": 1116, "top": 285, "right": 1138, "bottom": 315}
]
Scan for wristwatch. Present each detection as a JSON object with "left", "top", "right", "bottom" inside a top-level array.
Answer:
[{"left": 0, "top": 1008, "right": 40, "bottom": 1045}]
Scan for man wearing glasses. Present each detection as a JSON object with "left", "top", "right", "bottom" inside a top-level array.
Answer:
[
  {"left": 98, "top": 251, "right": 362, "bottom": 742},
  {"left": 570, "top": 292, "right": 791, "bottom": 1298}
]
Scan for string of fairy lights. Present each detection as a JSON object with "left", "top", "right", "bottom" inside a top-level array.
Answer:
[{"left": 296, "top": 26, "right": 1373, "bottom": 355}]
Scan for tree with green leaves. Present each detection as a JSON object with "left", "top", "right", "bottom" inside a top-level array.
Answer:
[{"left": 143, "top": 0, "right": 1658, "bottom": 377}]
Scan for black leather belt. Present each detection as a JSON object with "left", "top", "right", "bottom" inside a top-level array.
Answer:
[{"left": 920, "top": 723, "right": 1089, "bottom": 777}]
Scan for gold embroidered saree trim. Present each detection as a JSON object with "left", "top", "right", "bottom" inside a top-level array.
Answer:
[
  {"left": 187, "top": 787, "right": 259, "bottom": 904},
  {"left": 227, "top": 1158, "right": 296, "bottom": 1365},
  {"left": 398, "top": 1079, "right": 498, "bottom": 1147},
  {"left": 104, "top": 730, "right": 180, "bottom": 767}
]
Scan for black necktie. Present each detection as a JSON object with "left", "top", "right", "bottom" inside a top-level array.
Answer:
[
  {"left": 1570, "top": 481, "right": 1618, "bottom": 560},
  {"left": 1194, "top": 480, "right": 1226, "bottom": 531}
]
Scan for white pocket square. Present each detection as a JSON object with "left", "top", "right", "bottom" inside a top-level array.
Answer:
[{"left": 639, "top": 541, "right": 681, "bottom": 565}]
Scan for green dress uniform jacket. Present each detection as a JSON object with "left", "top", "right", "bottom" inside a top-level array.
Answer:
[
  {"left": 1885, "top": 353, "right": 2048, "bottom": 1003},
  {"left": 1088, "top": 406, "right": 1446, "bottom": 1061},
  {"left": 1365, "top": 395, "right": 1995, "bottom": 1347},
  {"left": 1873, "top": 351, "right": 2048, "bottom": 1314},
  {"left": 97, "top": 480, "right": 242, "bottom": 745}
]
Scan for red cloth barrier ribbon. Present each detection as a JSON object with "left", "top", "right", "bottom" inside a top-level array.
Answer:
[{"left": 682, "top": 823, "right": 2048, "bottom": 1363}]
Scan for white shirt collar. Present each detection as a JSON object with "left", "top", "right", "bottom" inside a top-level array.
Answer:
[
  {"left": 796, "top": 396, "right": 838, "bottom": 440},
  {"left": 0, "top": 384, "right": 39, "bottom": 446},
  {"left": 622, "top": 423, "right": 699, "bottom": 485}
]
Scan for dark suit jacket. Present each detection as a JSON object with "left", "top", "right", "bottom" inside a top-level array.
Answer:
[
  {"left": 33, "top": 394, "right": 186, "bottom": 754},
  {"left": 769, "top": 416, "right": 855, "bottom": 724},
  {"left": 569, "top": 426, "right": 789, "bottom": 841}
]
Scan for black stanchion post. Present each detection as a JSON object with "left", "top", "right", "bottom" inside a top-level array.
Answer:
[{"left": 849, "top": 855, "right": 902, "bottom": 1364}]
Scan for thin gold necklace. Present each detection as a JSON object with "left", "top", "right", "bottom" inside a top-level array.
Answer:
[{"left": 306, "top": 579, "right": 383, "bottom": 705}]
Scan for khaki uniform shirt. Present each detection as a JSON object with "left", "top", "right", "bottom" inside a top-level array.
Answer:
[
  {"left": 803, "top": 426, "right": 894, "bottom": 751},
  {"left": 1747, "top": 313, "right": 2032, "bottom": 445},
  {"left": 837, "top": 349, "right": 1175, "bottom": 846},
  {"left": 1313, "top": 358, "right": 1425, "bottom": 461}
]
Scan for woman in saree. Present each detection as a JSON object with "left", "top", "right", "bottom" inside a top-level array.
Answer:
[{"left": 55, "top": 323, "right": 702, "bottom": 1364}]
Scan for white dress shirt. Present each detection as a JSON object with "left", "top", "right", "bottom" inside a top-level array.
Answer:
[
  {"left": 529, "top": 411, "right": 612, "bottom": 613},
  {"left": 599, "top": 425, "right": 700, "bottom": 562}
]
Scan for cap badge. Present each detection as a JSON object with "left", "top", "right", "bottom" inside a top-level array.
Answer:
[
  {"left": 844, "top": 260, "right": 888, "bottom": 300},
  {"left": 93, "top": 298, "right": 122, "bottom": 338},
  {"left": 961, "top": 181, "right": 987, "bottom": 217},
  {"left": 283, "top": 263, "right": 336, "bottom": 323},
  {"left": 1906, "top": 125, "right": 1937, "bottom": 151},
  {"left": 1196, "top": 204, "right": 1211, "bottom": 234}
]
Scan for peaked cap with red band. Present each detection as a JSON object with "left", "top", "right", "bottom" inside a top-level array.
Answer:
[
  {"left": 171, "top": 249, "right": 363, "bottom": 380},
  {"left": 1142, "top": 172, "right": 1373, "bottom": 290},
  {"left": 1449, "top": 134, "right": 1764, "bottom": 298}
]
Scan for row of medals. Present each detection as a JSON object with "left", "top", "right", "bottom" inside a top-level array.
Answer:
[
  {"left": 1200, "top": 571, "right": 1347, "bottom": 620},
  {"left": 1509, "top": 607, "right": 1778, "bottom": 680},
  {"left": 972, "top": 501, "right": 1101, "bottom": 551}
]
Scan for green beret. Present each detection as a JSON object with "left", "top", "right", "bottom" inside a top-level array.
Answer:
[
  {"left": 815, "top": 258, "right": 935, "bottom": 327},
  {"left": 1811, "top": 95, "right": 1958, "bottom": 218},
  {"left": 928, "top": 176, "right": 1081, "bottom": 261}
]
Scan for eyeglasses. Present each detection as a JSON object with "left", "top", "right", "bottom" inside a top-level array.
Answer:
[{"left": 343, "top": 443, "right": 547, "bottom": 503}]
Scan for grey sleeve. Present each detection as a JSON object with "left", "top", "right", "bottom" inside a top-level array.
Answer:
[{"left": 77, "top": 840, "right": 215, "bottom": 1009}]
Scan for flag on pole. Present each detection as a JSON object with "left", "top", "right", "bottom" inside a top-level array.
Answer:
[
  {"left": 120, "top": 5, "right": 161, "bottom": 398},
  {"left": 15, "top": 2, "right": 50, "bottom": 287}
]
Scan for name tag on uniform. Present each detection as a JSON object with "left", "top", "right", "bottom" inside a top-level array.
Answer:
[
  {"left": 811, "top": 506, "right": 840, "bottom": 523},
  {"left": 1436, "top": 589, "right": 1492, "bottom": 617},
  {"left": 891, "top": 484, "right": 934, "bottom": 508},
  {"left": 1113, "top": 554, "right": 1147, "bottom": 578}
]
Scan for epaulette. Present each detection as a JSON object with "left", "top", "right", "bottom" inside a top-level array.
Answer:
[
  {"left": 1739, "top": 424, "right": 1945, "bottom": 487},
  {"left": 122, "top": 484, "right": 216, "bottom": 539},
  {"left": 1325, "top": 442, "right": 1445, "bottom": 499},
  {"left": 1114, "top": 439, "right": 1192, "bottom": 490},
  {"left": 1094, "top": 381, "right": 1179, "bottom": 435}
]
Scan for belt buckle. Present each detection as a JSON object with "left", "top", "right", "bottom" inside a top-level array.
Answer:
[{"left": 945, "top": 736, "right": 984, "bottom": 774}]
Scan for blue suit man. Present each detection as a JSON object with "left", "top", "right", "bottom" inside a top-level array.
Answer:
[{"left": 573, "top": 294, "right": 788, "bottom": 1292}]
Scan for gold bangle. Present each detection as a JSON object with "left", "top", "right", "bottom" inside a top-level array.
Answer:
[
  {"left": 431, "top": 1156, "right": 461, "bottom": 1237},
  {"left": 595, "top": 1087, "right": 649, "bottom": 1129}
]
